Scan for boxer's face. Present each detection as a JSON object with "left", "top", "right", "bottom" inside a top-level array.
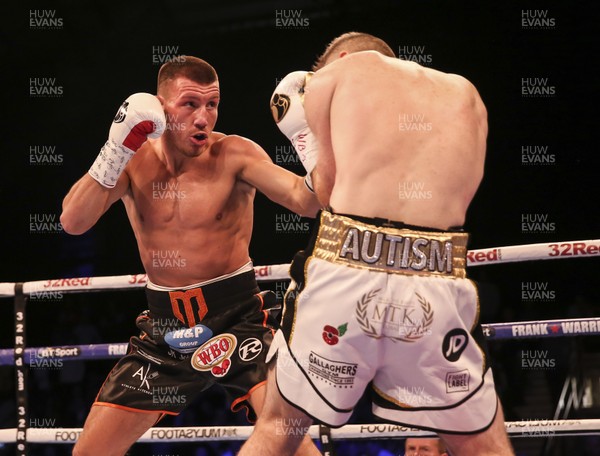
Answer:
[
  {"left": 405, "top": 438, "right": 445, "bottom": 456},
  {"left": 160, "top": 76, "right": 220, "bottom": 156}
]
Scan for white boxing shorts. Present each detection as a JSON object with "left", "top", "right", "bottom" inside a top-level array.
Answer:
[{"left": 268, "top": 210, "right": 498, "bottom": 434}]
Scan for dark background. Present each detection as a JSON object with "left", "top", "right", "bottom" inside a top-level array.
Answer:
[{"left": 0, "top": 1, "right": 598, "bottom": 455}]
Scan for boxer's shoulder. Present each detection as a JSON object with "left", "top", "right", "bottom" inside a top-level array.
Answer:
[
  {"left": 433, "top": 72, "right": 484, "bottom": 111},
  {"left": 212, "top": 134, "right": 265, "bottom": 158},
  {"left": 211, "top": 132, "right": 244, "bottom": 148}
]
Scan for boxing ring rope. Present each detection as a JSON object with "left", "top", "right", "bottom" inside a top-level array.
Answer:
[
  {"left": 2, "top": 315, "right": 600, "bottom": 366},
  {"left": 1, "top": 239, "right": 599, "bottom": 299},
  {"left": 1, "top": 239, "right": 599, "bottom": 447},
  {"left": 1, "top": 419, "right": 600, "bottom": 444}
]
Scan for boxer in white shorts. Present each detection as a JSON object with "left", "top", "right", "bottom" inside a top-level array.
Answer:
[
  {"left": 239, "top": 32, "right": 514, "bottom": 456},
  {"left": 271, "top": 209, "right": 497, "bottom": 433}
]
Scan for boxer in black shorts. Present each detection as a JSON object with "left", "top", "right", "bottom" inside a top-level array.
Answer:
[
  {"left": 61, "top": 55, "right": 320, "bottom": 455},
  {"left": 96, "top": 267, "right": 277, "bottom": 422}
]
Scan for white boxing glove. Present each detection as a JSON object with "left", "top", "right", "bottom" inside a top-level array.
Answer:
[
  {"left": 89, "top": 93, "right": 166, "bottom": 188},
  {"left": 270, "top": 71, "right": 317, "bottom": 191}
]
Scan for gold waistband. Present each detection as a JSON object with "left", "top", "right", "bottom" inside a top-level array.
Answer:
[{"left": 312, "top": 211, "right": 468, "bottom": 278}]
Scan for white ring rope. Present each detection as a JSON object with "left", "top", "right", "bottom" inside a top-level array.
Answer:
[
  {"left": 0, "top": 239, "right": 597, "bottom": 298},
  {"left": 1, "top": 419, "right": 599, "bottom": 444},
  {"left": 3, "top": 315, "right": 599, "bottom": 366}
]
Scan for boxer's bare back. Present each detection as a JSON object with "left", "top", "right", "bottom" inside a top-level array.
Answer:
[{"left": 306, "top": 51, "right": 487, "bottom": 230}]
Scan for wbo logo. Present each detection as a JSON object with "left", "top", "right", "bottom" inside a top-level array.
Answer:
[{"left": 191, "top": 333, "right": 237, "bottom": 377}]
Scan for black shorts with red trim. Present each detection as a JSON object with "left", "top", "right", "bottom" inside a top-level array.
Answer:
[{"left": 95, "top": 270, "right": 278, "bottom": 422}]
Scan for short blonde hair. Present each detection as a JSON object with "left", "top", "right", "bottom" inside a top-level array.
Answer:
[{"left": 313, "top": 32, "right": 396, "bottom": 71}]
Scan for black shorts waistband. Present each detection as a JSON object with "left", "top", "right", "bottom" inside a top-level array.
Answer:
[{"left": 145, "top": 270, "right": 259, "bottom": 327}]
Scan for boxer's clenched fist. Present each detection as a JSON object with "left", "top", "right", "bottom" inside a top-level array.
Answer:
[
  {"left": 271, "top": 71, "right": 317, "bottom": 191},
  {"left": 89, "top": 93, "right": 166, "bottom": 188}
]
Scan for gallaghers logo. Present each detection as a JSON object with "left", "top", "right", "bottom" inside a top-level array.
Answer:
[
  {"left": 191, "top": 333, "right": 237, "bottom": 377},
  {"left": 270, "top": 93, "right": 290, "bottom": 123}
]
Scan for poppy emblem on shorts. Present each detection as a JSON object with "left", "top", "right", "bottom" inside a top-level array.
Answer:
[{"left": 322, "top": 323, "right": 348, "bottom": 345}]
